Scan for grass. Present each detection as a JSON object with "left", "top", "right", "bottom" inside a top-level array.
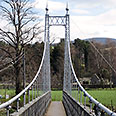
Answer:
[
  {"left": 51, "top": 91, "right": 63, "bottom": 101},
  {"left": 0, "top": 89, "right": 44, "bottom": 102},
  {"left": 0, "top": 88, "right": 116, "bottom": 114},
  {"left": 0, "top": 88, "right": 116, "bottom": 105},
  {"left": 0, "top": 89, "right": 15, "bottom": 98},
  {"left": 70, "top": 88, "right": 116, "bottom": 111},
  {"left": 51, "top": 88, "right": 116, "bottom": 111},
  {"left": 0, "top": 89, "right": 47, "bottom": 116},
  {"left": 88, "top": 88, "right": 116, "bottom": 108},
  {"left": 0, "top": 89, "right": 15, "bottom": 104}
]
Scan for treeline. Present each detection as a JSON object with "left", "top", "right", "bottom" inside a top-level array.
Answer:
[
  {"left": 0, "top": 38, "right": 116, "bottom": 89},
  {"left": 51, "top": 38, "right": 116, "bottom": 89},
  {"left": 0, "top": 41, "right": 44, "bottom": 88}
]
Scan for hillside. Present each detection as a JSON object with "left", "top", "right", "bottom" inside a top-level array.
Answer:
[{"left": 85, "top": 37, "right": 116, "bottom": 44}]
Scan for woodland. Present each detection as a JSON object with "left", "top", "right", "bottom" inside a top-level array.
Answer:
[{"left": 0, "top": 38, "right": 116, "bottom": 90}]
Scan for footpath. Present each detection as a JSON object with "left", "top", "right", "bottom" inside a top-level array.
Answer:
[{"left": 45, "top": 101, "right": 66, "bottom": 116}]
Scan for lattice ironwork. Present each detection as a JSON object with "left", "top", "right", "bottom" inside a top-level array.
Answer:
[
  {"left": 62, "top": 6, "right": 116, "bottom": 116},
  {"left": 44, "top": 6, "right": 71, "bottom": 93},
  {"left": 49, "top": 16, "right": 66, "bottom": 26}
]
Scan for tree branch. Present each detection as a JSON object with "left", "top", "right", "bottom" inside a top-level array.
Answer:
[{"left": 0, "top": 28, "right": 16, "bottom": 47}]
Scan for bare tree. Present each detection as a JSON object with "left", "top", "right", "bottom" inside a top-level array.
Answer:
[
  {"left": 0, "top": 0, "right": 41, "bottom": 94},
  {"left": 104, "top": 40, "right": 116, "bottom": 85}
]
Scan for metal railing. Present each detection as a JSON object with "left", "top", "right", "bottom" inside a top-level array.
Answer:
[
  {"left": 64, "top": 37, "right": 116, "bottom": 116},
  {"left": 0, "top": 41, "right": 51, "bottom": 116}
]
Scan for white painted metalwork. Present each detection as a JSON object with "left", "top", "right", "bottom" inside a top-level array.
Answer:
[
  {"left": 0, "top": 7, "right": 51, "bottom": 116},
  {"left": 64, "top": 7, "right": 116, "bottom": 115},
  {"left": 44, "top": 5, "right": 72, "bottom": 94},
  {"left": 0, "top": 4, "right": 116, "bottom": 116}
]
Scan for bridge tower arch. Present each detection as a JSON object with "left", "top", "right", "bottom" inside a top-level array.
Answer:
[{"left": 44, "top": 5, "right": 71, "bottom": 92}]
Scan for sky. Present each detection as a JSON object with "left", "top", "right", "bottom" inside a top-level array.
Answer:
[
  {"left": 33, "top": 0, "right": 116, "bottom": 42},
  {"left": 0, "top": 0, "right": 116, "bottom": 43}
]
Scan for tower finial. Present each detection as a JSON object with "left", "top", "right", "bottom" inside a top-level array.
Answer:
[
  {"left": 66, "top": 2, "right": 69, "bottom": 14},
  {"left": 46, "top": 0, "right": 49, "bottom": 14}
]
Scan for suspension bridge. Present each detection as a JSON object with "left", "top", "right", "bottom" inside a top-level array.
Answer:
[{"left": 0, "top": 6, "right": 116, "bottom": 116}]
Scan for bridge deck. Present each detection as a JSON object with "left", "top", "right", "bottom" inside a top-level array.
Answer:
[{"left": 45, "top": 101, "right": 66, "bottom": 116}]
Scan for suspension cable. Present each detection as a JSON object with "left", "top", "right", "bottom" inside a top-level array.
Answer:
[
  {"left": 71, "top": 18, "right": 116, "bottom": 74},
  {"left": 69, "top": 18, "right": 116, "bottom": 115}
]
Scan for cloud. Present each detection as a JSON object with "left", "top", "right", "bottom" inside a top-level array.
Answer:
[
  {"left": 0, "top": 18, "right": 8, "bottom": 28},
  {"left": 34, "top": 0, "right": 65, "bottom": 13},
  {"left": 70, "top": 8, "right": 116, "bottom": 40},
  {"left": 0, "top": 0, "right": 116, "bottom": 43},
  {"left": 48, "top": 1, "right": 65, "bottom": 12},
  {"left": 95, "top": 9, "right": 116, "bottom": 25},
  {"left": 68, "top": 0, "right": 116, "bottom": 17},
  {"left": 71, "top": 9, "right": 89, "bottom": 15},
  {"left": 69, "top": 0, "right": 116, "bottom": 9},
  {"left": 36, "top": 0, "right": 116, "bottom": 41}
]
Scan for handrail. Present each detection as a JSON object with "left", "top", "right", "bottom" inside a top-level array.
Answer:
[
  {"left": 67, "top": 40, "right": 116, "bottom": 116},
  {"left": 0, "top": 41, "right": 47, "bottom": 109}
]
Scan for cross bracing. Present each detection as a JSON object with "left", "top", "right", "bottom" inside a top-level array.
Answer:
[{"left": 49, "top": 16, "right": 66, "bottom": 26}]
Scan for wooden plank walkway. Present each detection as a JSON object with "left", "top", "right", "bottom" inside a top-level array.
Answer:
[{"left": 45, "top": 101, "right": 66, "bottom": 116}]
